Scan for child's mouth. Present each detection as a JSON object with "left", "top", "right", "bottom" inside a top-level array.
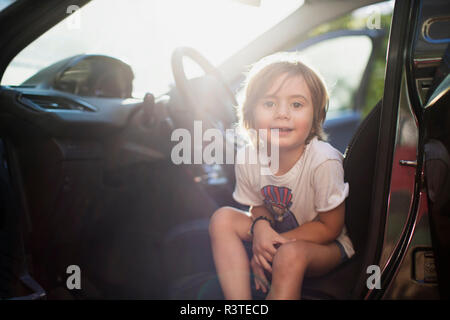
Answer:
[{"left": 271, "top": 127, "right": 293, "bottom": 135}]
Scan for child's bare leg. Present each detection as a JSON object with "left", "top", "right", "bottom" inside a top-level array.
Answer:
[
  {"left": 209, "top": 207, "right": 253, "bottom": 299},
  {"left": 266, "top": 240, "right": 342, "bottom": 300}
]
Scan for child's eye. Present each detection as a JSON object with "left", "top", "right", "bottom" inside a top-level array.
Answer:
[
  {"left": 263, "top": 101, "right": 275, "bottom": 108},
  {"left": 292, "top": 102, "right": 303, "bottom": 108}
]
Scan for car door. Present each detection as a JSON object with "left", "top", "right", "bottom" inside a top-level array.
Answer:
[
  {"left": 364, "top": 0, "right": 448, "bottom": 299},
  {"left": 0, "top": 0, "right": 90, "bottom": 300}
]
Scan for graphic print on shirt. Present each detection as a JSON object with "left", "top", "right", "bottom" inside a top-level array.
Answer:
[{"left": 260, "top": 185, "right": 299, "bottom": 233}]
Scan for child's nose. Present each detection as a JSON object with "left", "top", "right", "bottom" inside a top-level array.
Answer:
[{"left": 275, "top": 102, "right": 290, "bottom": 119}]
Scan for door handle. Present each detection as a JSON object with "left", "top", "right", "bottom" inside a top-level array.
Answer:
[{"left": 399, "top": 160, "right": 417, "bottom": 167}]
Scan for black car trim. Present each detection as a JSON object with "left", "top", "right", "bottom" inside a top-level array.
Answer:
[
  {"left": 362, "top": 0, "right": 415, "bottom": 299},
  {"left": 367, "top": 0, "right": 425, "bottom": 299}
]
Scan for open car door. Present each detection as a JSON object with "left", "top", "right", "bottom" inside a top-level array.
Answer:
[{"left": 364, "top": 0, "right": 449, "bottom": 299}]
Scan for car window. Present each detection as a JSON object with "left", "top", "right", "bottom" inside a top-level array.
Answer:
[
  {"left": 0, "top": 0, "right": 15, "bottom": 11},
  {"left": 296, "top": 35, "right": 373, "bottom": 117},
  {"left": 282, "top": 1, "right": 394, "bottom": 153},
  {"left": 1, "top": 0, "right": 304, "bottom": 98},
  {"left": 306, "top": 1, "right": 394, "bottom": 118}
]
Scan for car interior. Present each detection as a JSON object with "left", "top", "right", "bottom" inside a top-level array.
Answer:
[{"left": 0, "top": 0, "right": 449, "bottom": 300}]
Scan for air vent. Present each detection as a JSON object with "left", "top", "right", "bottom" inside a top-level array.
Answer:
[{"left": 20, "top": 94, "right": 96, "bottom": 112}]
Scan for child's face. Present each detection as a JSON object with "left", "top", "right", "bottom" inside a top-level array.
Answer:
[{"left": 253, "top": 73, "right": 314, "bottom": 152}]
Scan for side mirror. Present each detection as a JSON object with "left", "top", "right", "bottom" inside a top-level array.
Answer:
[{"left": 22, "top": 54, "right": 134, "bottom": 99}]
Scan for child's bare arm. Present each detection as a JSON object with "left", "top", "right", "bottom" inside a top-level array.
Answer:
[
  {"left": 281, "top": 202, "right": 345, "bottom": 244},
  {"left": 249, "top": 205, "right": 273, "bottom": 223}
]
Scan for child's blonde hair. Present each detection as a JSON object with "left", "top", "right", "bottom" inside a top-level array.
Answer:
[{"left": 237, "top": 52, "right": 329, "bottom": 143}]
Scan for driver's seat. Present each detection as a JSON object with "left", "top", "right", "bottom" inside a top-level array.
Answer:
[{"left": 163, "top": 100, "right": 382, "bottom": 300}]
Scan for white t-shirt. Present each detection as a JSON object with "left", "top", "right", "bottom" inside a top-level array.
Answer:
[{"left": 232, "top": 136, "right": 355, "bottom": 258}]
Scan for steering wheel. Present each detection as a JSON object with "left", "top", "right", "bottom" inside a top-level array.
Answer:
[{"left": 171, "top": 47, "right": 237, "bottom": 130}]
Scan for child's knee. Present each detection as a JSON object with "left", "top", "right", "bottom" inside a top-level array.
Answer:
[
  {"left": 273, "top": 241, "right": 309, "bottom": 271},
  {"left": 209, "top": 206, "right": 235, "bottom": 236}
]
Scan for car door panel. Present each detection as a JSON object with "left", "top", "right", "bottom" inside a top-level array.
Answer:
[{"left": 372, "top": 0, "right": 448, "bottom": 299}]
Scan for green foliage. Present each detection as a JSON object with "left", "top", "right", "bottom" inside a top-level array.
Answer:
[
  {"left": 308, "top": 11, "right": 393, "bottom": 118},
  {"left": 362, "top": 14, "right": 392, "bottom": 117}
]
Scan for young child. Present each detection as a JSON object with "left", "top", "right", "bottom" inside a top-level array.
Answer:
[{"left": 209, "top": 52, "right": 354, "bottom": 300}]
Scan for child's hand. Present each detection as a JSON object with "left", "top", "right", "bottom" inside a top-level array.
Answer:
[
  {"left": 250, "top": 255, "right": 269, "bottom": 293},
  {"left": 252, "top": 221, "right": 293, "bottom": 273}
]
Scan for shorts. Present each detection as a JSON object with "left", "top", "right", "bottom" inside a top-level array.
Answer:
[{"left": 334, "top": 240, "right": 349, "bottom": 264}]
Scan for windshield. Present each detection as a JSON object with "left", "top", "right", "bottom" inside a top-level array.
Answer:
[{"left": 1, "top": 0, "right": 304, "bottom": 98}]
